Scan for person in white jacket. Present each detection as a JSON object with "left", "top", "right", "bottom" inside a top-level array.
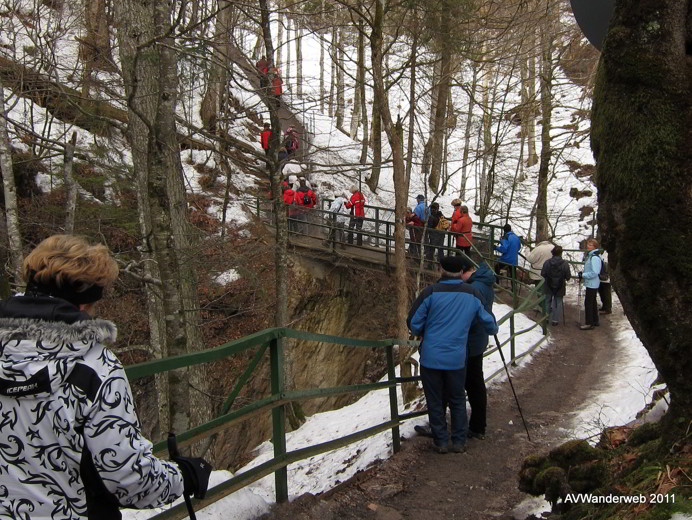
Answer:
[
  {"left": 323, "top": 192, "right": 350, "bottom": 248},
  {"left": 526, "top": 240, "right": 554, "bottom": 316},
  {"left": 0, "top": 235, "right": 211, "bottom": 520}
]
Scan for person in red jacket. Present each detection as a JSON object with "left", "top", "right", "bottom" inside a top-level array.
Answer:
[
  {"left": 272, "top": 68, "right": 283, "bottom": 107},
  {"left": 283, "top": 183, "right": 298, "bottom": 234},
  {"left": 345, "top": 185, "right": 366, "bottom": 246},
  {"left": 451, "top": 199, "right": 473, "bottom": 255},
  {"left": 256, "top": 56, "right": 269, "bottom": 90},
  {"left": 260, "top": 123, "right": 272, "bottom": 155},
  {"left": 406, "top": 207, "right": 423, "bottom": 258}
]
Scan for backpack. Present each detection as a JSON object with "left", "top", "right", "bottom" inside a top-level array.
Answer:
[
  {"left": 301, "top": 191, "right": 312, "bottom": 206},
  {"left": 546, "top": 261, "right": 565, "bottom": 293},
  {"left": 436, "top": 215, "right": 450, "bottom": 231},
  {"left": 599, "top": 257, "right": 608, "bottom": 281}
]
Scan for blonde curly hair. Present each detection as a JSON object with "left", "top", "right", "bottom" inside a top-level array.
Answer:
[{"left": 22, "top": 235, "right": 119, "bottom": 292}]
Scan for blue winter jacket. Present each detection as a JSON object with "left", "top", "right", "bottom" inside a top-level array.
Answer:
[
  {"left": 582, "top": 249, "right": 602, "bottom": 289},
  {"left": 495, "top": 231, "right": 521, "bottom": 265},
  {"left": 414, "top": 200, "right": 428, "bottom": 223},
  {"left": 407, "top": 277, "right": 498, "bottom": 370},
  {"left": 466, "top": 263, "right": 495, "bottom": 357}
]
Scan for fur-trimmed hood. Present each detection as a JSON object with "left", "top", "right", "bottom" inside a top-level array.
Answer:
[{"left": 0, "top": 296, "right": 117, "bottom": 398}]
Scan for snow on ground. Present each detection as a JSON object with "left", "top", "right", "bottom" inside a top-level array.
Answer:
[{"left": 123, "top": 303, "right": 547, "bottom": 519}]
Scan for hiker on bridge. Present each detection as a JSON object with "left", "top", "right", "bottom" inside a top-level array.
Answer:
[
  {"left": 346, "top": 186, "right": 366, "bottom": 246},
  {"left": 284, "top": 126, "right": 300, "bottom": 157},
  {"left": 451, "top": 200, "right": 473, "bottom": 255},
  {"left": 409, "top": 194, "right": 427, "bottom": 259},
  {"left": 283, "top": 182, "right": 299, "bottom": 233},
  {"left": 0, "top": 235, "right": 211, "bottom": 519},
  {"left": 324, "top": 191, "right": 350, "bottom": 248},
  {"left": 295, "top": 177, "right": 315, "bottom": 234},
  {"left": 541, "top": 245, "right": 572, "bottom": 326},
  {"left": 425, "top": 202, "right": 446, "bottom": 266},
  {"left": 408, "top": 255, "right": 498, "bottom": 454},
  {"left": 579, "top": 239, "right": 602, "bottom": 330},
  {"left": 272, "top": 67, "right": 283, "bottom": 106},
  {"left": 494, "top": 223, "right": 521, "bottom": 291},
  {"left": 406, "top": 207, "right": 423, "bottom": 258}
]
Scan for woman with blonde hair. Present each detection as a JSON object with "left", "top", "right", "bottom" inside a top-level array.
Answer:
[{"left": 0, "top": 235, "right": 210, "bottom": 519}]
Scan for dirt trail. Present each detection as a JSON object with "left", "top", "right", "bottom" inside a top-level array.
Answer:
[{"left": 260, "top": 303, "right": 621, "bottom": 520}]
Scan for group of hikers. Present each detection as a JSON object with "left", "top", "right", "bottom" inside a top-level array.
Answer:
[
  {"left": 408, "top": 235, "right": 612, "bottom": 453},
  {"left": 255, "top": 55, "right": 283, "bottom": 105},
  {"left": 260, "top": 123, "right": 300, "bottom": 167},
  {"left": 526, "top": 237, "right": 611, "bottom": 330}
]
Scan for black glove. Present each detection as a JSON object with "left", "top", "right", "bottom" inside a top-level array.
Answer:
[
  {"left": 173, "top": 455, "right": 212, "bottom": 500},
  {"left": 578, "top": 271, "right": 583, "bottom": 281}
]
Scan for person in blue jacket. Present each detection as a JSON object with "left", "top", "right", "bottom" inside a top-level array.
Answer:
[
  {"left": 461, "top": 258, "right": 495, "bottom": 440},
  {"left": 494, "top": 223, "right": 521, "bottom": 290},
  {"left": 407, "top": 255, "right": 498, "bottom": 454},
  {"left": 579, "top": 238, "right": 602, "bottom": 330}
]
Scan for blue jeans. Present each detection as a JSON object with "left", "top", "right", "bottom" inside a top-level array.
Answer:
[{"left": 421, "top": 365, "right": 468, "bottom": 446}]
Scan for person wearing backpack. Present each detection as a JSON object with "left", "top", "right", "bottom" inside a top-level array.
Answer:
[
  {"left": 451, "top": 201, "right": 473, "bottom": 255},
  {"left": 345, "top": 186, "right": 366, "bottom": 246},
  {"left": 598, "top": 249, "right": 612, "bottom": 314},
  {"left": 540, "top": 245, "right": 572, "bottom": 326},
  {"left": 425, "top": 202, "right": 446, "bottom": 267},
  {"left": 579, "top": 239, "right": 602, "bottom": 330},
  {"left": 295, "top": 178, "right": 314, "bottom": 234},
  {"left": 323, "top": 191, "right": 349, "bottom": 248}
]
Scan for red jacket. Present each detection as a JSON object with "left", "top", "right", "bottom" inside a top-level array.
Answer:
[
  {"left": 273, "top": 76, "right": 283, "bottom": 96},
  {"left": 296, "top": 189, "right": 316, "bottom": 208},
  {"left": 261, "top": 129, "right": 272, "bottom": 150},
  {"left": 256, "top": 59, "right": 269, "bottom": 75},
  {"left": 283, "top": 188, "right": 295, "bottom": 205},
  {"left": 451, "top": 208, "right": 473, "bottom": 247},
  {"left": 346, "top": 192, "right": 366, "bottom": 217}
]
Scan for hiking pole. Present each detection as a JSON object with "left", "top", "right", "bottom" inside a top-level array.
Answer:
[
  {"left": 577, "top": 276, "right": 583, "bottom": 326},
  {"left": 493, "top": 335, "right": 531, "bottom": 442},
  {"left": 168, "top": 433, "right": 198, "bottom": 520}
]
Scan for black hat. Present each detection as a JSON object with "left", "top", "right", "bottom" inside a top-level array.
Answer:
[
  {"left": 440, "top": 254, "right": 474, "bottom": 273},
  {"left": 416, "top": 194, "right": 425, "bottom": 201},
  {"left": 503, "top": 223, "right": 512, "bottom": 232}
]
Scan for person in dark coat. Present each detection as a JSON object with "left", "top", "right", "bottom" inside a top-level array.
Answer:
[
  {"left": 541, "top": 245, "right": 572, "bottom": 326},
  {"left": 461, "top": 258, "right": 495, "bottom": 439},
  {"left": 408, "top": 255, "right": 498, "bottom": 454},
  {"left": 425, "top": 202, "right": 446, "bottom": 266}
]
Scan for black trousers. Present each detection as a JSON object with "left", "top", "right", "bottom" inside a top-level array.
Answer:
[
  {"left": 421, "top": 365, "right": 468, "bottom": 446},
  {"left": 347, "top": 217, "right": 364, "bottom": 245},
  {"left": 465, "top": 354, "right": 486, "bottom": 435},
  {"left": 495, "top": 262, "right": 517, "bottom": 293},
  {"left": 598, "top": 281, "right": 612, "bottom": 312},
  {"left": 426, "top": 230, "right": 445, "bottom": 262},
  {"left": 585, "top": 287, "right": 600, "bottom": 326}
]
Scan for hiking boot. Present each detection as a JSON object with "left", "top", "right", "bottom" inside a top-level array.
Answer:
[
  {"left": 414, "top": 424, "right": 433, "bottom": 438},
  {"left": 579, "top": 324, "right": 595, "bottom": 330},
  {"left": 468, "top": 430, "right": 485, "bottom": 440},
  {"left": 432, "top": 443, "right": 448, "bottom": 454},
  {"left": 451, "top": 443, "right": 467, "bottom": 453}
]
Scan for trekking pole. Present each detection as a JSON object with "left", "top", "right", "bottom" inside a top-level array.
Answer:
[
  {"left": 493, "top": 335, "right": 531, "bottom": 442},
  {"left": 168, "top": 433, "right": 198, "bottom": 520},
  {"left": 577, "top": 277, "right": 583, "bottom": 326}
]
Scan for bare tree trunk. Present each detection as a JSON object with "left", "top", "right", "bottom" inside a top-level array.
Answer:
[
  {"left": 296, "top": 25, "right": 303, "bottom": 98},
  {"left": 370, "top": 0, "right": 414, "bottom": 402},
  {"left": 115, "top": 0, "right": 208, "bottom": 444},
  {"left": 336, "top": 27, "right": 345, "bottom": 131},
  {"left": 460, "top": 62, "right": 478, "bottom": 199},
  {"left": 349, "top": 20, "right": 365, "bottom": 139},
  {"left": 429, "top": 6, "right": 452, "bottom": 193},
  {"left": 406, "top": 29, "right": 418, "bottom": 188},
  {"left": 319, "top": 22, "right": 325, "bottom": 112},
  {"left": 359, "top": 27, "right": 369, "bottom": 164},
  {"left": 367, "top": 89, "right": 381, "bottom": 192},
  {"left": 535, "top": 0, "right": 556, "bottom": 242},
  {"left": 591, "top": 0, "right": 692, "bottom": 419},
  {"left": 526, "top": 26, "right": 538, "bottom": 167},
  {"left": 200, "top": 0, "right": 233, "bottom": 132},
  {"left": 63, "top": 132, "right": 78, "bottom": 234},
  {"left": 0, "top": 77, "right": 23, "bottom": 284},
  {"left": 80, "top": 0, "right": 114, "bottom": 71},
  {"left": 276, "top": 0, "right": 283, "bottom": 70},
  {"left": 328, "top": 24, "right": 336, "bottom": 118},
  {"left": 286, "top": 16, "right": 291, "bottom": 92}
]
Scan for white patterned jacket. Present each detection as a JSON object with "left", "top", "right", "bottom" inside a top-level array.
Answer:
[{"left": 0, "top": 295, "right": 183, "bottom": 520}]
